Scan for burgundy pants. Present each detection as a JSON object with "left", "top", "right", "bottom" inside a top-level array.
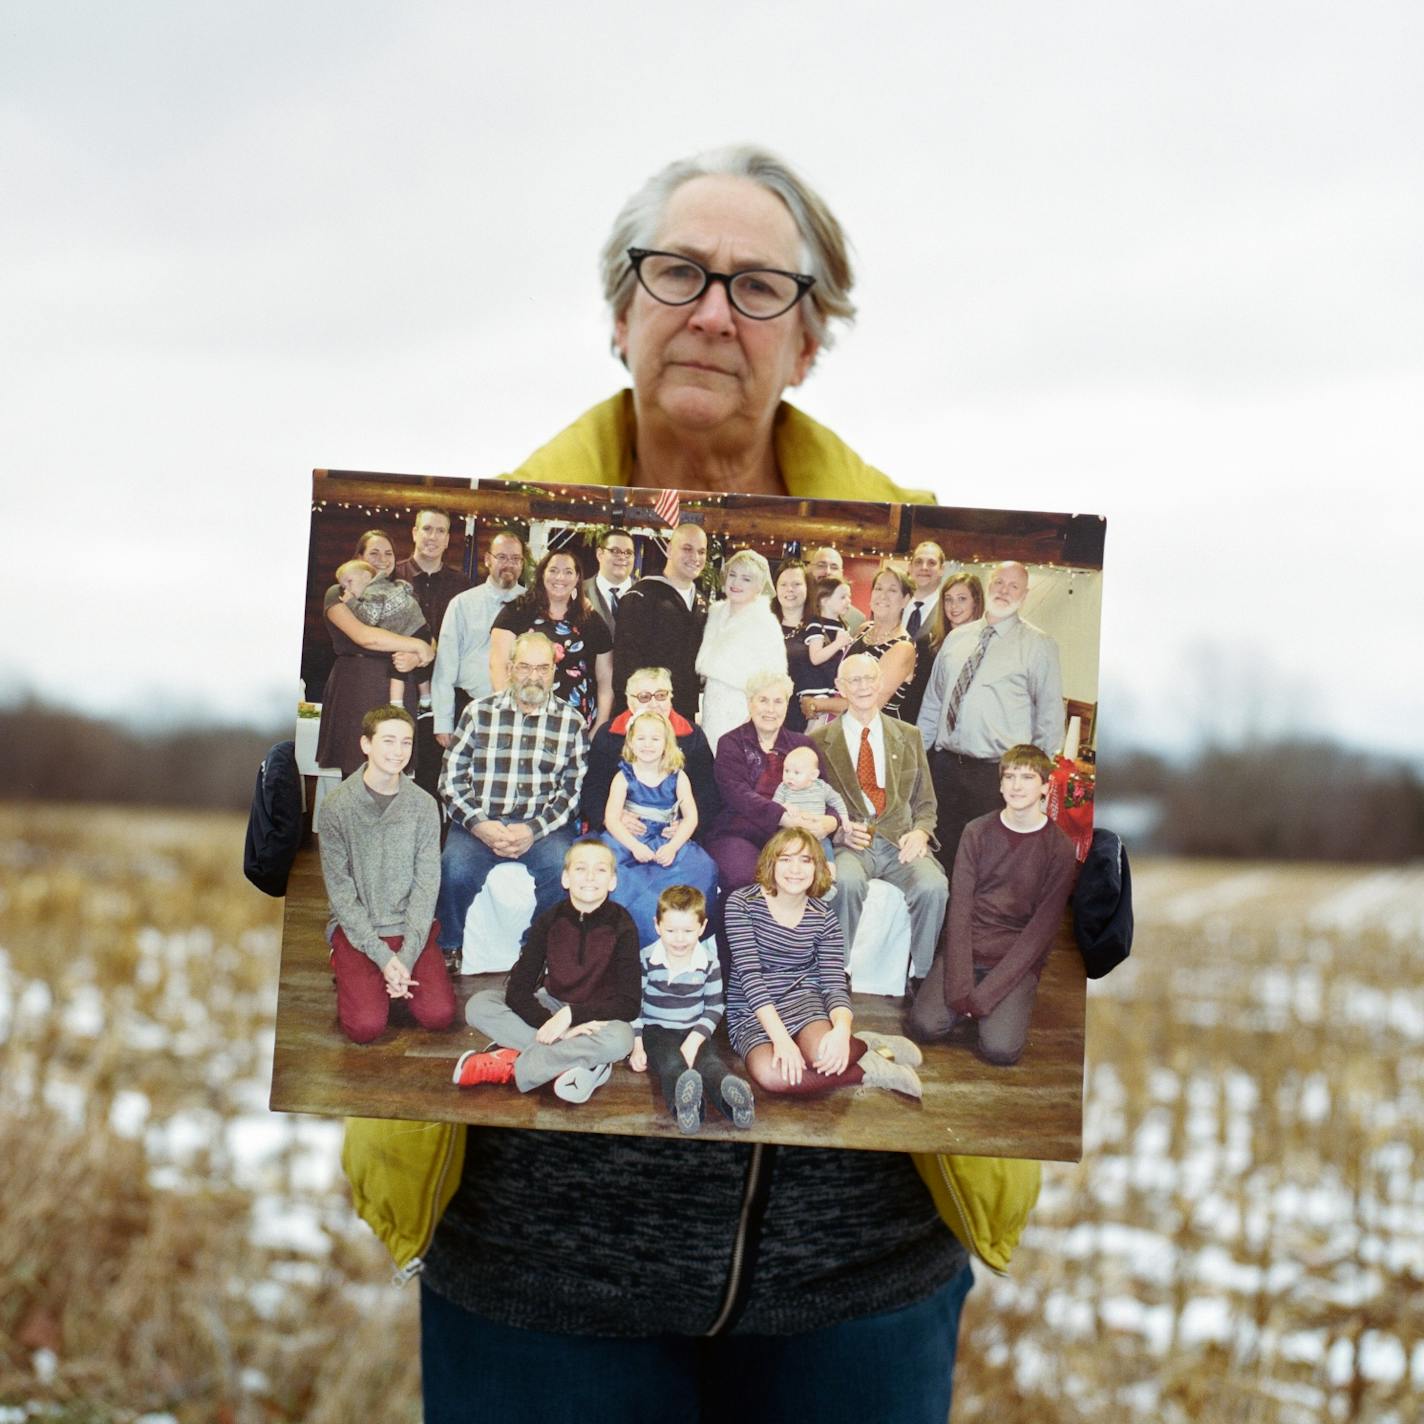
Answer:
[{"left": 331, "top": 923, "right": 456, "bottom": 1044}]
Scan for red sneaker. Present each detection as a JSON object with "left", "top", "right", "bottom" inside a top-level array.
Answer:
[{"left": 452, "top": 1046, "right": 519, "bottom": 1087}]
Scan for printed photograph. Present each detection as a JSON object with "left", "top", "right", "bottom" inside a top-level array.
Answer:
[{"left": 271, "top": 471, "right": 1105, "bottom": 1161}]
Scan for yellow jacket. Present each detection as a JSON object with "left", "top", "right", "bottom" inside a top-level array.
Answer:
[
  {"left": 513, "top": 389, "right": 936, "bottom": 505},
  {"left": 342, "top": 392, "right": 1041, "bottom": 1278}
]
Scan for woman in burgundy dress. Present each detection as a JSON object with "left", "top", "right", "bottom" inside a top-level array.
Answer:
[{"left": 315, "top": 529, "right": 434, "bottom": 778}]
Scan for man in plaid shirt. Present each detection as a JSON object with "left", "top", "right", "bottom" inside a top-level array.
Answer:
[{"left": 435, "top": 631, "right": 588, "bottom": 959}]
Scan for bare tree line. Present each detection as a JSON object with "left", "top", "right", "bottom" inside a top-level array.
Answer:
[
  {"left": 1107, "top": 741, "right": 1424, "bottom": 862},
  {"left": 1, "top": 698, "right": 286, "bottom": 813}
]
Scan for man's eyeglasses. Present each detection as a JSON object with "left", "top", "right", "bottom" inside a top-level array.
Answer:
[
  {"left": 512, "top": 662, "right": 554, "bottom": 678},
  {"left": 629, "top": 689, "right": 673, "bottom": 704},
  {"left": 627, "top": 248, "right": 815, "bottom": 321}
]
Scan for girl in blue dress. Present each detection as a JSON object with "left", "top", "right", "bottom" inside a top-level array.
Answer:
[{"left": 601, "top": 709, "right": 718, "bottom": 946}]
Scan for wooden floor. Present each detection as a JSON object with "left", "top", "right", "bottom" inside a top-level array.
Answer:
[{"left": 272, "top": 846, "right": 1084, "bottom": 1161}]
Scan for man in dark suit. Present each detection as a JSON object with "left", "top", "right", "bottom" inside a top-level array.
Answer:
[
  {"left": 901, "top": 541, "right": 945, "bottom": 640},
  {"left": 582, "top": 528, "right": 636, "bottom": 637},
  {"left": 895, "top": 540, "right": 946, "bottom": 728},
  {"left": 810, "top": 652, "right": 947, "bottom": 988}
]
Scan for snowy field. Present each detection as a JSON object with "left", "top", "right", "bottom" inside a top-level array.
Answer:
[{"left": 1, "top": 805, "right": 1421, "bottom": 1421}]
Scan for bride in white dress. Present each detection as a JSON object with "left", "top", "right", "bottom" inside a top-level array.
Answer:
[{"left": 695, "top": 549, "right": 789, "bottom": 754}]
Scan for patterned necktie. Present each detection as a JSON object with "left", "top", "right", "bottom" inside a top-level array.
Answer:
[
  {"left": 857, "top": 726, "right": 886, "bottom": 817},
  {"left": 944, "top": 624, "right": 996, "bottom": 733},
  {"left": 609, "top": 585, "right": 622, "bottom": 617},
  {"left": 906, "top": 601, "right": 924, "bottom": 639}
]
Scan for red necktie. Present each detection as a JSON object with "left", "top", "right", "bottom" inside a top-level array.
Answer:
[{"left": 857, "top": 726, "right": 886, "bottom": 818}]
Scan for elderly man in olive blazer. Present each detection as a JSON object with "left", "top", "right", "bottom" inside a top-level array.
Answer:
[{"left": 809, "top": 653, "right": 948, "bottom": 987}]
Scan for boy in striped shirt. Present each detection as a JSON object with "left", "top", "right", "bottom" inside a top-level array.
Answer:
[{"left": 629, "top": 886, "right": 756, "bottom": 1135}]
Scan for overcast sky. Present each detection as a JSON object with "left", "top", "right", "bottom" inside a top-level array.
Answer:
[{"left": 3, "top": 2, "right": 1420, "bottom": 756}]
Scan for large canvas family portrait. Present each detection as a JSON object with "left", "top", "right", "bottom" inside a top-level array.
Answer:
[{"left": 271, "top": 470, "right": 1105, "bottom": 1162}]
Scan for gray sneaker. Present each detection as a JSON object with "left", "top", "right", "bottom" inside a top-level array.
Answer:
[
  {"left": 673, "top": 1068, "right": 703, "bottom": 1134},
  {"left": 857, "top": 1045, "right": 923, "bottom": 1100},
  {"left": 553, "top": 1061, "right": 612, "bottom": 1104},
  {"left": 854, "top": 1031, "right": 924, "bottom": 1068},
  {"left": 719, "top": 1074, "right": 756, "bottom": 1130}
]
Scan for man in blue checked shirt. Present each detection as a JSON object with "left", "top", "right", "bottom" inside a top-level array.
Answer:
[{"left": 435, "top": 630, "right": 587, "bottom": 958}]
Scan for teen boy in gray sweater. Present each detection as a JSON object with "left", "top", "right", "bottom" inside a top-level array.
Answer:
[{"left": 317, "top": 704, "right": 455, "bottom": 1043}]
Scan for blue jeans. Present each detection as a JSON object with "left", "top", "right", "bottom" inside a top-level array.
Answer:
[
  {"left": 435, "top": 821, "right": 575, "bottom": 951},
  {"left": 420, "top": 1261, "right": 974, "bottom": 1423}
]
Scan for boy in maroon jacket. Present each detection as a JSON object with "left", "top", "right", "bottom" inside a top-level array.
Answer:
[
  {"left": 455, "top": 839, "right": 638, "bottom": 1103},
  {"left": 907, "top": 744, "right": 1078, "bottom": 1065}
]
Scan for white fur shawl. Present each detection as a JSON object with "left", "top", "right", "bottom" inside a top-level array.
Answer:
[{"left": 695, "top": 598, "right": 788, "bottom": 688}]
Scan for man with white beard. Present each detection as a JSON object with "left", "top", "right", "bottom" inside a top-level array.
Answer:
[
  {"left": 435, "top": 631, "right": 587, "bottom": 959},
  {"left": 916, "top": 561, "right": 1063, "bottom": 874}
]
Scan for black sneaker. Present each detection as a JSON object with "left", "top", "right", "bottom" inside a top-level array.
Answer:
[
  {"left": 673, "top": 1067, "right": 703, "bottom": 1135},
  {"left": 720, "top": 1074, "right": 756, "bottom": 1130}
]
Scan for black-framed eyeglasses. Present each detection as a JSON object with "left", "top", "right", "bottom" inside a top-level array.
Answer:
[{"left": 627, "top": 248, "right": 815, "bottom": 321}]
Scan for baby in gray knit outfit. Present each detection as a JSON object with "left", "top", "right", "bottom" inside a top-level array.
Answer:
[
  {"left": 772, "top": 745, "right": 848, "bottom": 896},
  {"left": 336, "top": 559, "right": 432, "bottom": 707}
]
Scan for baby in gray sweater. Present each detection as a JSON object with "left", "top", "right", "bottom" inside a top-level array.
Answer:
[
  {"left": 772, "top": 745, "right": 849, "bottom": 896},
  {"left": 336, "top": 559, "right": 432, "bottom": 707}
]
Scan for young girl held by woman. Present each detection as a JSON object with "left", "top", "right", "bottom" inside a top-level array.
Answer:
[
  {"left": 799, "top": 577, "right": 856, "bottom": 730},
  {"left": 601, "top": 709, "right": 719, "bottom": 946}
]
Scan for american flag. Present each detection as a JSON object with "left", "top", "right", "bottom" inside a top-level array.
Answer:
[{"left": 653, "top": 488, "right": 680, "bottom": 528}]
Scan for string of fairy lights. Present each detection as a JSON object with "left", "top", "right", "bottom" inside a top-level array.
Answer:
[{"left": 309, "top": 494, "right": 1100, "bottom": 590}]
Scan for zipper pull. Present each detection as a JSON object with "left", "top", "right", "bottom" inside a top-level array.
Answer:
[{"left": 391, "top": 1256, "right": 424, "bottom": 1286}]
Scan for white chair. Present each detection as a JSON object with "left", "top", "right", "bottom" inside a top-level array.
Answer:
[
  {"left": 844, "top": 879, "right": 912, "bottom": 996},
  {"left": 459, "top": 864, "right": 538, "bottom": 974}
]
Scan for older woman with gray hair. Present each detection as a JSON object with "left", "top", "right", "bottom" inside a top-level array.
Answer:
[
  {"left": 702, "top": 668, "right": 840, "bottom": 902},
  {"left": 694, "top": 548, "right": 788, "bottom": 752},
  {"left": 511, "top": 147, "right": 933, "bottom": 502},
  {"left": 352, "top": 146, "right": 1012, "bottom": 1424}
]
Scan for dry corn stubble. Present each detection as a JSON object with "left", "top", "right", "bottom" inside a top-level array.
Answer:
[
  {"left": 3, "top": 811, "right": 1422, "bottom": 1421},
  {"left": 0, "top": 804, "right": 420, "bottom": 1423}
]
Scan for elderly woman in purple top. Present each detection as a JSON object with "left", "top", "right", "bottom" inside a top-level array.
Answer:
[{"left": 703, "top": 670, "right": 842, "bottom": 906}]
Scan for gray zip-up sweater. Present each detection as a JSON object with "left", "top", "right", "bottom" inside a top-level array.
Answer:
[{"left": 317, "top": 770, "right": 440, "bottom": 972}]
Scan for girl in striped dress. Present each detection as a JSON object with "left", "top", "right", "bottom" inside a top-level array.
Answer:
[{"left": 722, "top": 828, "right": 923, "bottom": 1098}]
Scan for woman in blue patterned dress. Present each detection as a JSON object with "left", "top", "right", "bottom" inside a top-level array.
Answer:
[
  {"left": 723, "top": 827, "right": 922, "bottom": 1098},
  {"left": 489, "top": 548, "right": 613, "bottom": 730}
]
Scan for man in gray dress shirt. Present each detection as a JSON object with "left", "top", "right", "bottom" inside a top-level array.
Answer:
[
  {"left": 916, "top": 561, "right": 1064, "bottom": 874},
  {"left": 431, "top": 530, "right": 526, "bottom": 750}
]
